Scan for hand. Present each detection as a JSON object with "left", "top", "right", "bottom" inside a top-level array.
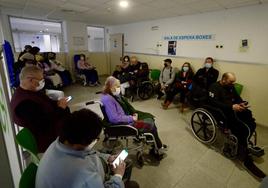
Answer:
[
  {"left": 161, "top": 83, "right": 165, "bottom": 90},
  {"left": 240, "top": 102, "right": 249, "bottom": 108},
  {"left": 57, "top": 98, "right": 68, "bottom": 109},
  {"left": 112, "top": 160, "right": 126, "bottom": 177},
  {"left": 132, "top": 113, "right": 138, "bottom": 121},
  {"left": 232, "top": 104, "right": 245, "bottom": 112}
]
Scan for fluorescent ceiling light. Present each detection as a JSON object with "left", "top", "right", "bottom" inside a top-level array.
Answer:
[{"left": 119, "top": 1, "right": 129, "bottom": 8}]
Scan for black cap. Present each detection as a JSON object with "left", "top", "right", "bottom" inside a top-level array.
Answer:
[{"left": 164, "top": 58, "right": 172, "bottom": 64}]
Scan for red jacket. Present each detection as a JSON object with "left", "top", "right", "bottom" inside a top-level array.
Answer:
[{"left": 11, "top": 87, "right": 70, "bottom": 152}]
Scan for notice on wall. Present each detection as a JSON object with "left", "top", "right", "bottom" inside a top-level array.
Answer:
[
  {"left": 73, "top": 36, "right": 85, "bottom": 46},
  {"left": 168, "top": 41, "right": 177, "bottom": 55},
  {"left": 239, "top": 39, "right": 249, "bottom": 52}
]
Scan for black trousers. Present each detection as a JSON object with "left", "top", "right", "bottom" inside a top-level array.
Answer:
[{"left": 225, "top": 109, "right": 256, "bottom": 146}]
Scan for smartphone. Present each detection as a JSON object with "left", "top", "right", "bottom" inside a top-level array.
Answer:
[
  {"left": 112, "top": 149, "right": 128, "bottom": 168},
  {"left": 66, "top": 96, "right": 72, "bottom": 102}
]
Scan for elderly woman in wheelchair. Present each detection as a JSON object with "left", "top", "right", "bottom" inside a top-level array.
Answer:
[
  {"left": 100, "top": 76, "right": 168, "bottom": 160},
  {"left": 191, "top": 72, "right": 266, "bottom": 180}
]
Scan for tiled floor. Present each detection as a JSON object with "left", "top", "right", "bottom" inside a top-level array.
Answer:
[{"left": 63, "top": 78, "right": 268, "bottom": 188}]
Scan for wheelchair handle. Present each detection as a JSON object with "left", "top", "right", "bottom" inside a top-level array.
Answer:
[{"left": 85, "top": 100, "right": 103, "bottom": 106}]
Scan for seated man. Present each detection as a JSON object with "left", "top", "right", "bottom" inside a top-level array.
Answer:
[
  {"left": 156, "top": 59, "right": 176, "bottom": 99},
  {"left": 36, "top": 108, "right": 139, "bottom": 188},
  {"left": 208, "top": 72, "right": 266, "bottom": 180},
  {"left": 189, "top": 57, "right": 219, "bottom": 106},
  {"left": 10, "top": 66, "right": 70, "bottom": 153}
]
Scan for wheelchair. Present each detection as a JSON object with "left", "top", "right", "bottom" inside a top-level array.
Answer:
[
  {"left": 125, "top": 63, "right": 154, "bottom": 101},
  {"left": 85, "top": 100, "right": 159, "bottom": 166},
  {"left": 190, "top": 104, "right": 264, "bottom": 159}
]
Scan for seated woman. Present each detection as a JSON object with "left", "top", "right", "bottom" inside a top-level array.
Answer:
[
  {"left": 113, "top": 55, "right": 131, "bottom": 96},
  {"left": 77, "top": 54, "right": 99, "bottom": 86},
  {"left": 35, "top": 54, "right": 63, "bottom": 89},
  {"left": 101, "top": 76, "right": 168, "bottom": 158},
  {"left": 48, "top": 52, "right": 72, "bottom": 86},
  {"left": 162, "top": 62, "right": 194, "bottom": 109}
]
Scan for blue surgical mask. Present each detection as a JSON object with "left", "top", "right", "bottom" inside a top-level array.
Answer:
[
  {"left": 205, "top": 63, "right": 212, "bottom": 69},
  {"left": 182, "top": 67, "right": 189, "bottom": 72}
]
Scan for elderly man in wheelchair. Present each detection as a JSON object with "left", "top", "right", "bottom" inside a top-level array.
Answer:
[{"left": 191, "top": 72, "right": 266, "bottom": 180}]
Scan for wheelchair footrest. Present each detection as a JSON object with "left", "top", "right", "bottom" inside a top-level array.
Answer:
[{"left": 249, "top": 146, "right": 265, "bottom": 157}]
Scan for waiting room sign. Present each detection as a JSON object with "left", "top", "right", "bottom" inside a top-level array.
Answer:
[{"left": 163, "top": 34, "right": 215, "bottom": 41}]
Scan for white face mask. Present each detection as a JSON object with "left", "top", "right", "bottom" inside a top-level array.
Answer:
[
  {"left": 112, "top": 87, "right": 121, "bottom": 96},
  {"left": 182, "top": 67, "right": 189, "bottom": 72},
  {"left": 205, "top": 63, "right": 212, "bottom": 69},
  {"left": 35, "top": 79, "right": 45, "bottom": 91},
  {"left": 87, "top": 139, "right": 98, "bottom": 149}
]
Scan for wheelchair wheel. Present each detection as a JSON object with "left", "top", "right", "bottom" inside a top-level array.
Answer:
[
  {"left": 136, "top": 151, "right": 144, "bottom": 167},
  {"left": 191, "top": 108, "right": 217, "bottom": 144},
  {"left": 137, "top": 82, "right": 154, "bottom": 100}
]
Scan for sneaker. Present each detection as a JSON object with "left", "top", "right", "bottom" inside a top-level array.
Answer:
[
  {"left": 158, "top": 144, "right": 168, "bottom": 154},
  {"left": 249, "top": 146, "right": 265, "bottom": 157},
  {"left": 243, "top": 157, "right": 266, "bottom": 180},
  {"left": 149, "top": 148, "right": 164, "bottom": 161}
]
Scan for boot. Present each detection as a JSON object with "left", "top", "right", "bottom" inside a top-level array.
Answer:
[{"left": 161, "top": 101, "right": 171, "bottom": 110}]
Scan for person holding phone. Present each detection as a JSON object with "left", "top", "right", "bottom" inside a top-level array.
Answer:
[
  {"left": 11, "top": 66, "right": 70, "bottom": 153},
  {"left": 36, "top": 109, "right": 139, "bottom": 188},
  {"left": 208, "top": 72, "right": 266, "bottom": 180}
]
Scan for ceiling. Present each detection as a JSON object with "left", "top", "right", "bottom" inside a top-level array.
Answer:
[{"left": 1, "top": 0, "right": 268, "bottom": 26}]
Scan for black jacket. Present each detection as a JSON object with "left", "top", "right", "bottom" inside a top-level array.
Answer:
[
  {"left": 208, "top": 81, "right": 243, "bottom": 111},
  {"left": 193, "top": 67, "right": 219, "bottom": 89}
]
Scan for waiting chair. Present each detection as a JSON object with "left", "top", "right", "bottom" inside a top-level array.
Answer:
[
  {"left": 16, "top": 128, "right": 40, "bottom": 165},
  {"left": 234, "top": 83, "right": 243, "bottom": 96},
  {"left": 19, "top": 162, "right": 38, "bottom": 188},
  {"left": 150, "top": 69, "right": 161, "bottom": 82}
]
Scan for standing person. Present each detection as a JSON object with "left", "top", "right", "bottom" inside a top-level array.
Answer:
[
  {"left": 101, "top": 76, "right": 168, "bottom": 158},
  {"left": 77, "top": 54, "right": 100, "bottom": 86},
  {"left": 10, "top": 66, "right": 70, "bottom": 152},
  {"left": 156, "top": 59, "right": 176, "bottom": 99},
  {"left": 208, "top": 72, "right": 266, "bottom": 180},
  {"left": 36, "top": 108, "right": 139, "bottom": 188},
  {"left": 162, "top": 62, "right": 194, "bottom": 109},
  {"left": 189, "top": 57, "right": 219, "bottom": 106}
]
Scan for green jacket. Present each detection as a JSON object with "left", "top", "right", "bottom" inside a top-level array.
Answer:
[{"left": 115, "top": 96, "right": 154, "bottom": 120}]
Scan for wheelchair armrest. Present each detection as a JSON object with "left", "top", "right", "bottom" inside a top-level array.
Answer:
[{"left": 105, "top": 124, "right": 138, "bottom": 137}]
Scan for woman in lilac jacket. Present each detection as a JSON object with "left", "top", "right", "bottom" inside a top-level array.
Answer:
[{"left": 101, "top": 76, "right": 167, "bottom": 157}]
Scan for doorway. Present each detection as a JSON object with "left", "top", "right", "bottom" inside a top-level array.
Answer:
[{"left": 109, "top": 33, "right": 124, "bottom": 74}]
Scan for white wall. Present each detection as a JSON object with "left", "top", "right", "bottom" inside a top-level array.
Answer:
[
  {"left": 108, "top": 4, "right": 268, "bottom": 127},
  {"left": 109, "top": 4, "right": 268, "bottom": 65}
]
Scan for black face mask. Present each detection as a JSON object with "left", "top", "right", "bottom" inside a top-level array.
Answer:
[{"left": 164, "top": 63, "right": 168, "bottom": 67}]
